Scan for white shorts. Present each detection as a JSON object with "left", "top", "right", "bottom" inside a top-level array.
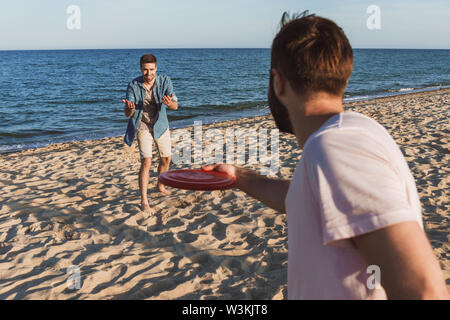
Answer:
[{"left": 136, "top": 127, "right": 172, "bottom": 160}]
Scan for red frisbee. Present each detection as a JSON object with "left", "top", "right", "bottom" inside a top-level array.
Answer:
[{"left": 159, "top": 169, "right": 236, "bottom": 191}]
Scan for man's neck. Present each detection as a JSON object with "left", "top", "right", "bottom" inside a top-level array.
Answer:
[
  {"left": 143, "top": 77, "right": 156, "bottom": 89},
  {"left": 144, "top": 80, "right": 155, "bottom": 88},
  {"left": 290, "top": 92, "right": 344, "bottom": 148},
  {"left": 294, "top": 113, "right": 341, "bottom": 148}
]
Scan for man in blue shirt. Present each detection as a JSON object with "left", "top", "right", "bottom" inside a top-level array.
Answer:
[{"left": 123, "top": 54, "right": 178, "bottom": 215}]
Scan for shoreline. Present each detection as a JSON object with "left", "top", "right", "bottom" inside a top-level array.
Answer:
[
  {"left": 0, "top": 87, "right": 448, "bottom": 299},
  {"left": 2, "top": 86, "right": 450, "bottom": 157}
]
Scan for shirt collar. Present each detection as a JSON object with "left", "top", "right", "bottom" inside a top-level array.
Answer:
[{"left": 136, "top": 74, "right": 159, "bottom": 88}]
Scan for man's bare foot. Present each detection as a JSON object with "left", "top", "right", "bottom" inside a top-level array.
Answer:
[
  {"left": 140, "top": 202, "right": 156, "bottom": 216},
  {"left": 158, "top": 183, "right": 170, "bottom": 195}
]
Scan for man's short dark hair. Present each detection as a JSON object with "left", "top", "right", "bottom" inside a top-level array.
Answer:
[
  {"left": 140, "top": 54, "right": 157, "bottom": 66},
  {"left": 271, "top": 11, "right": 353, "bottom": 96}
]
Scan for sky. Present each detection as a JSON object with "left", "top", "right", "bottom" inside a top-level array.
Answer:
[{"left": 0, "top": 0, "right": 449, "bottom": 50}]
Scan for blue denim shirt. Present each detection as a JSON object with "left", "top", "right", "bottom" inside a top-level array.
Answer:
[{"left": 124, "top": 74, "right": 177, "bottom": 146}]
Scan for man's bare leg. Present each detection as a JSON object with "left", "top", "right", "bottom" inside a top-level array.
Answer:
[
  {"left": 139, "top": 157, "right": 155, "bottom": 214},
  {"left": 157, "top": 156, "right": 171, "bottom": 195}
]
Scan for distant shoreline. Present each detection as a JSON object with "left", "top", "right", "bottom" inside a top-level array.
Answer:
[
  {"left": 1, "top": 48, "right": 448, "bottom": 154},
  {"left": 3, "top": 87, "right": 449, "bottom": 157}
]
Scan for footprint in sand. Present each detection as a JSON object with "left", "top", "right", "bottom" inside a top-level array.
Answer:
[
  {"left": 176, "top": 232, "right": 198, "bottom": 244},
  {"left": 222, "top": 257, "right": 243, "bottom": 275},
  {"left": 210, "top": 222, "right": 227, "bottom": 241}
]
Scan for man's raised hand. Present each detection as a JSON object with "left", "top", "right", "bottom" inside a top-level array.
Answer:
[
  {"left": 123, "top": 99, "right": 135, "bottom": 117},
  {"left": 122, "top": 99, "right": 135, "bottom": 109},
  {"left": 162, "top": 94, "right": 177, "bottom": 109}
]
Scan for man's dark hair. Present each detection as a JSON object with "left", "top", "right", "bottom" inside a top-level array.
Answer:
[
  {"left": 140, "top": 54, "right": 157, "bottom": 66},
  {"left": 268, "top": 11, "right": 354, "bottom": 134},
  {"left": 271, "top": 11, "right": 353, "bottom": 96}
]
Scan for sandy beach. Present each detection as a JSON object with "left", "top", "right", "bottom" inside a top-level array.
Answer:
[{"left": 0, "top": 88, "right": 448, "bottom": 299}]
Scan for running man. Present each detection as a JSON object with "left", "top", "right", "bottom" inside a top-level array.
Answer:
[{"left": 123, "top": 54, "right": 178, "bottom": 214}]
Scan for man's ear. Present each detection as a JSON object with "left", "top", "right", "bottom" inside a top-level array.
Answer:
[{"left": 271, "top": 68, "right": 284, "bottom": 97}]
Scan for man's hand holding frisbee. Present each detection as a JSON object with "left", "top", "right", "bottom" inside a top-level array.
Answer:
[{"left": 202, "top": 163, "right": 290, "bottom": 213}]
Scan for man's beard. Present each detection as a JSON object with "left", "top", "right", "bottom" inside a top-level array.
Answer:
[{"left": 268, "top": 73, "right": 294, "bottom": 134}]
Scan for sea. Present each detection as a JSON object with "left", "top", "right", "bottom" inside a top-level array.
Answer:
[{"left": 0, "top": 48, "right": 449, "bottom": 153}]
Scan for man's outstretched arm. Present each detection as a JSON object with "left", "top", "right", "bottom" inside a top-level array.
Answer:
[{"left": 202, "top": 164, "right": 290, "bottom": 213}]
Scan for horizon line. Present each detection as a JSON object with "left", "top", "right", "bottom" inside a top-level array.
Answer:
[{"left": 1, "top": 47, "right": 450, "bottom": 52}]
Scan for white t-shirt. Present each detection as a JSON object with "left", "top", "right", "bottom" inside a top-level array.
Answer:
[{"left": 285, "top": 111, "right": 423, "bottom": 299}]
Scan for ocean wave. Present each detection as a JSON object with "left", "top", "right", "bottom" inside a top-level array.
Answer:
[
  {"left": 0, "top": 130, "right": 65, "bottom": 138},
  {"left": 0, "top": 130, "right": 123, "bottom": 154},
  {"left": 344, "top": 96, "right": 369, "bottom": 102},
  {"left": 345, "top": 84, "right": 450, "bottom": 102},
  {"left": 187, "top": 101, "right": 267, "bottom": 112},
  {"left": 44, "top": 98, "right": 115, "bottom": 105},
  {"left": 387, "top": 87, "right": 416, "bottom": 93}
]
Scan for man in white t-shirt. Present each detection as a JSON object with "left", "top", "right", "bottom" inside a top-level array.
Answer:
[{"left": 203, "top": 12, "right": 449, "bottom": 299}]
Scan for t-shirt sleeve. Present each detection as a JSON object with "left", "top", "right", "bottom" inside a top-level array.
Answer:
[{"left": 304, "top": 129, "right": 418, "bottom": 247}]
